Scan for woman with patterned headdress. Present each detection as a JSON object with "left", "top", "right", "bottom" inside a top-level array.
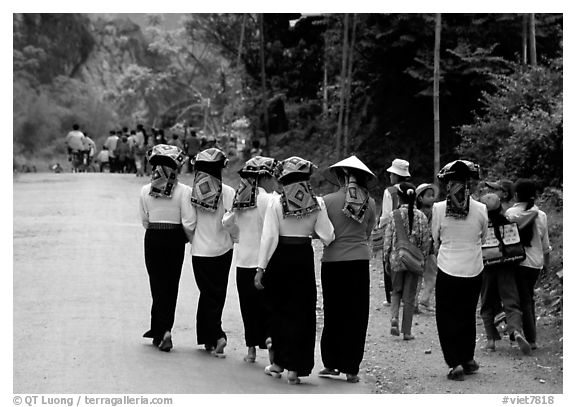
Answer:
[
  {"left": 432, "top": 160, "right": 488, "bottom": 381},
  {"left": 139, "top": 144, "right": 191, "bottom": 352},
  {"left": 222, "top": 156, "right": 280, "bottom": 364},
  {"left": 317, "top": 156, "right": 377, "bottom": 383},
  {"left": 254, "top": 156, "right": 335, "bottom": 385},
  {"left": 187, "top": 147, "right": 235, "bottom": 358}
]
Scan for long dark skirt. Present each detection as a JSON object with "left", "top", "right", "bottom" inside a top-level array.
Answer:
[
  {"left": 237, "top": 267, "right": 268, "bottom": 349},
  {"left": 320, "top": 260, "right": 370, "bottom": 375},
  {"left": 192, "top": 250, "right": 233, "bottom": 348},
  {"left": 143, "top": 228, "right": 186, "bottom": 340},
  {"left": 435, "top": 269, "right": 482, "bottom": 368},
  {"left": 263, "top": 239, "right": 317, "bottom": 377}
]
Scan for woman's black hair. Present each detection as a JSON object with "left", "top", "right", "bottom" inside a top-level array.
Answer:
[
  {"left": 514, "top": 179, "right": 537, "bottom": 246},
  {"left": 398, "top": 182, "right": 417, "bottom": 233}
]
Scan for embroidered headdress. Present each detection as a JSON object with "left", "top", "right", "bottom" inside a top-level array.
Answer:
[
  {"left": 232, "top": 156, "right": 280, "bottom": 211},
  {"left": 437, "top": 160, "right": 481, "bottom": 219},
  {"left": 278, "top": 156, "right": 319, "bottom": 218},
  {"left": 146, "top": 144, "right": 186, "bottom": 198},
  {"left": 190, "top": 148, "right": 228, "bottom": 212}
]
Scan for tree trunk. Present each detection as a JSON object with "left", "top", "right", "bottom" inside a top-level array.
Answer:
[
  {"left": 433, "top": 13, "right": 441, "bottom": 183},
  {"left": 259, "top": 13, "right": 270, "bottom": 154},
  {"left": 529, "top": 13, "right": 537, "bottom": 66},
  {"left": 237, "top": 13, "right": 246, "bottom": 68},
  {"left": 343, "top": 13, "right": 357, "bottom": 157},
  {"left": 336, "top": 13, "right": 349, "bottom": 161},
  {"left": 322, "top": 44, "right": 329, "bottom": 119},
  {"left": 522, "top": 13, "right": 528, "bottom": 65}
]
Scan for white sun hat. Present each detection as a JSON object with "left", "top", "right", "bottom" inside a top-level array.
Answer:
[{"left": 387, "top": 158, "right": 410, "bottom": 177}]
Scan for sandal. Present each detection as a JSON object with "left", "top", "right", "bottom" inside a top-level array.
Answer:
[
  {"left": 212, "top": 337, "right": 227, "bottom": 358},
  {"left": 264, "top": 365, "right": 282, "bottom": 378},
  {"left": 390, "top": 319, "right": 400, "bottom": 336},
  {"left": 318, "top": 367, "right": 340, "bottom": 376},
  {"left": 463, "top": 359, "right": 479, "bottom": 375},
  {"left": 447, "top": 365, "right": 465, "bottom": 381},
  {"left": 287, "top": 371, "right": 301, "bottom": 385},
  {"left": 158, "top": 331, "right": 173, "bottom": 352},
  {"left": 346, "top": 374, "right": 360, "bottom": 383},
  {"left": 244, "top": 347, "right": 256, "bottom": 363}
]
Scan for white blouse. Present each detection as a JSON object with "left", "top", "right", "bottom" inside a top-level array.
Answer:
[
  {"left": 139, "top": 183, "right": 195, "bottom": 229},
  {"left": 184, "top": 183, "right": 236, "bottom": 257},
  {"left": 432, "top": 198, "right": 488, "bottom": 278},
  {"left": 222, "top": 188, "right": 275, "bottom": 268},
  {"left": 257, "top": 194, "right": 335, "bottom": 270}
]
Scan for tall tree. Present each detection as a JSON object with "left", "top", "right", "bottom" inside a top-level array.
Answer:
[
  {"left": 433, "top": 13, "right": 442, "bottom": 181},
  {"left": 529, "top": 13, "right": 537, "bottom": 65},
  {"left": 336, "top": 13, "right": 350, "bottom": 160},
  {"left": 522, "top": 13, "right": 528, "bottom": 64},
  {"left": 343, "top": 13, "right": 357, "bottom": 156},
  {"left": 259, "top": 13, "right": 270, "bottom": 154},
  {"left": 237, "top": 13, "right": 246, "bottom": 68}
]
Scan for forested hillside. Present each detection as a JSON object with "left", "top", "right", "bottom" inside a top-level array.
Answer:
[{"left": 13, "top": 13, "right": 562, "bottom": 191}]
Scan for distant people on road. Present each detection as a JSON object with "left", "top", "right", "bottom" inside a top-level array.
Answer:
[
  {"left": 188, "top": 148, "right": 235, "bottom": 358},
  {"left": 432, "top": 159, "right": 487, "bottom": 381},
  {"left": 95, "top": 146, "right": 110, "bottom": 173},
  {"left": 250, "top": 140, "right": 263, "bottom": 158},
  {"left": 104, "top": 130, "right": 119, "bottom": 173},
  {"left": 114, "top": 134, "right": 131, "bottom": 173},
  {"left": 83, "top": 132, "right": 96, "bottom": 169},
  {"left": 65, "top": 124, "right": 87, "bottom": 171},
  {"left": 222, "top": 156, "right": 280, "bottom": 365},
  {"left": 506, "top": 179, "right": 552, "bottom": 352},
  {"left": 318, "top": 156, "right": 376, "bottom": 383},
  {"left": 383, "top": 182, "right": 430, "bottom": 341},
  {"left": 139, "top": 144, "right": 192, "bottom": 352},
  {"left": 254, "top": 156, "right": 335, "bottom": 385},
  {"left": 133, "top": 126, "right": 147, "bottom": 177},
  {"left": 184, "top": 130, "right": 200, "bottom": 173}
]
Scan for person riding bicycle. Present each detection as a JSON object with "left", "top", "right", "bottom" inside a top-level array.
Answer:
[{"left": 65, "top": 124, "right": 87, "bottom": 168}]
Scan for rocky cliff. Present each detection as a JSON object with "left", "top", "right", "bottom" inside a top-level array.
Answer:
[
  {"left": 77, "top": 17, "right": 163, "bottom": 94},
  {"left": 14, "top": 13, "right": 160, "bottom": 93}
]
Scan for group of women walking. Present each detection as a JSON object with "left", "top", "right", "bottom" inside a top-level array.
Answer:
[{"left": 138, "top": 144, "right": 551, "bottom": 386}]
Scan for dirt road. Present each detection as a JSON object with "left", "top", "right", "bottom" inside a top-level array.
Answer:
[{"left": 13, "top": 172, "right": 563, "bottom": 395}]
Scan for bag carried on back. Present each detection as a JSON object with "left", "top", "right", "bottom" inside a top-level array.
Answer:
[
  {"left": 392, "top": 210, "right": 425, "bottom": 276},
  {"left": 482, "top": 220, "right": 526, "bottom": 266}
]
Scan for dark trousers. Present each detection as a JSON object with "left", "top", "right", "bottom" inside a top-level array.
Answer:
[
  {"left": 320, "top": 260, "right": 370, "bottom": 375},
  {"left": 383, "top": 258, "right": 392, "bottom": 303},
  {"left": 237, "top": 267, "right": 268, "bottom": 349},
  {"left": 192, "top": 250, "right": 233, "bottom": 348},
  {"left": 435, "top": 269, "right": 482, "bottom": 368},
  {"left": 390, "top": 268, "right": 419, "bottom": 335},
  {"left": 514, "top": 266, "right": 540, "bottom": 343},
  {"left": 480, "top": 264, "right": 523, "bottom": 340},
  {"left": 144, "top": 229, "right": 186, "bottom": 340},
  {"left": 109, "top": 157, "right": 117, "bottom": 173}
]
